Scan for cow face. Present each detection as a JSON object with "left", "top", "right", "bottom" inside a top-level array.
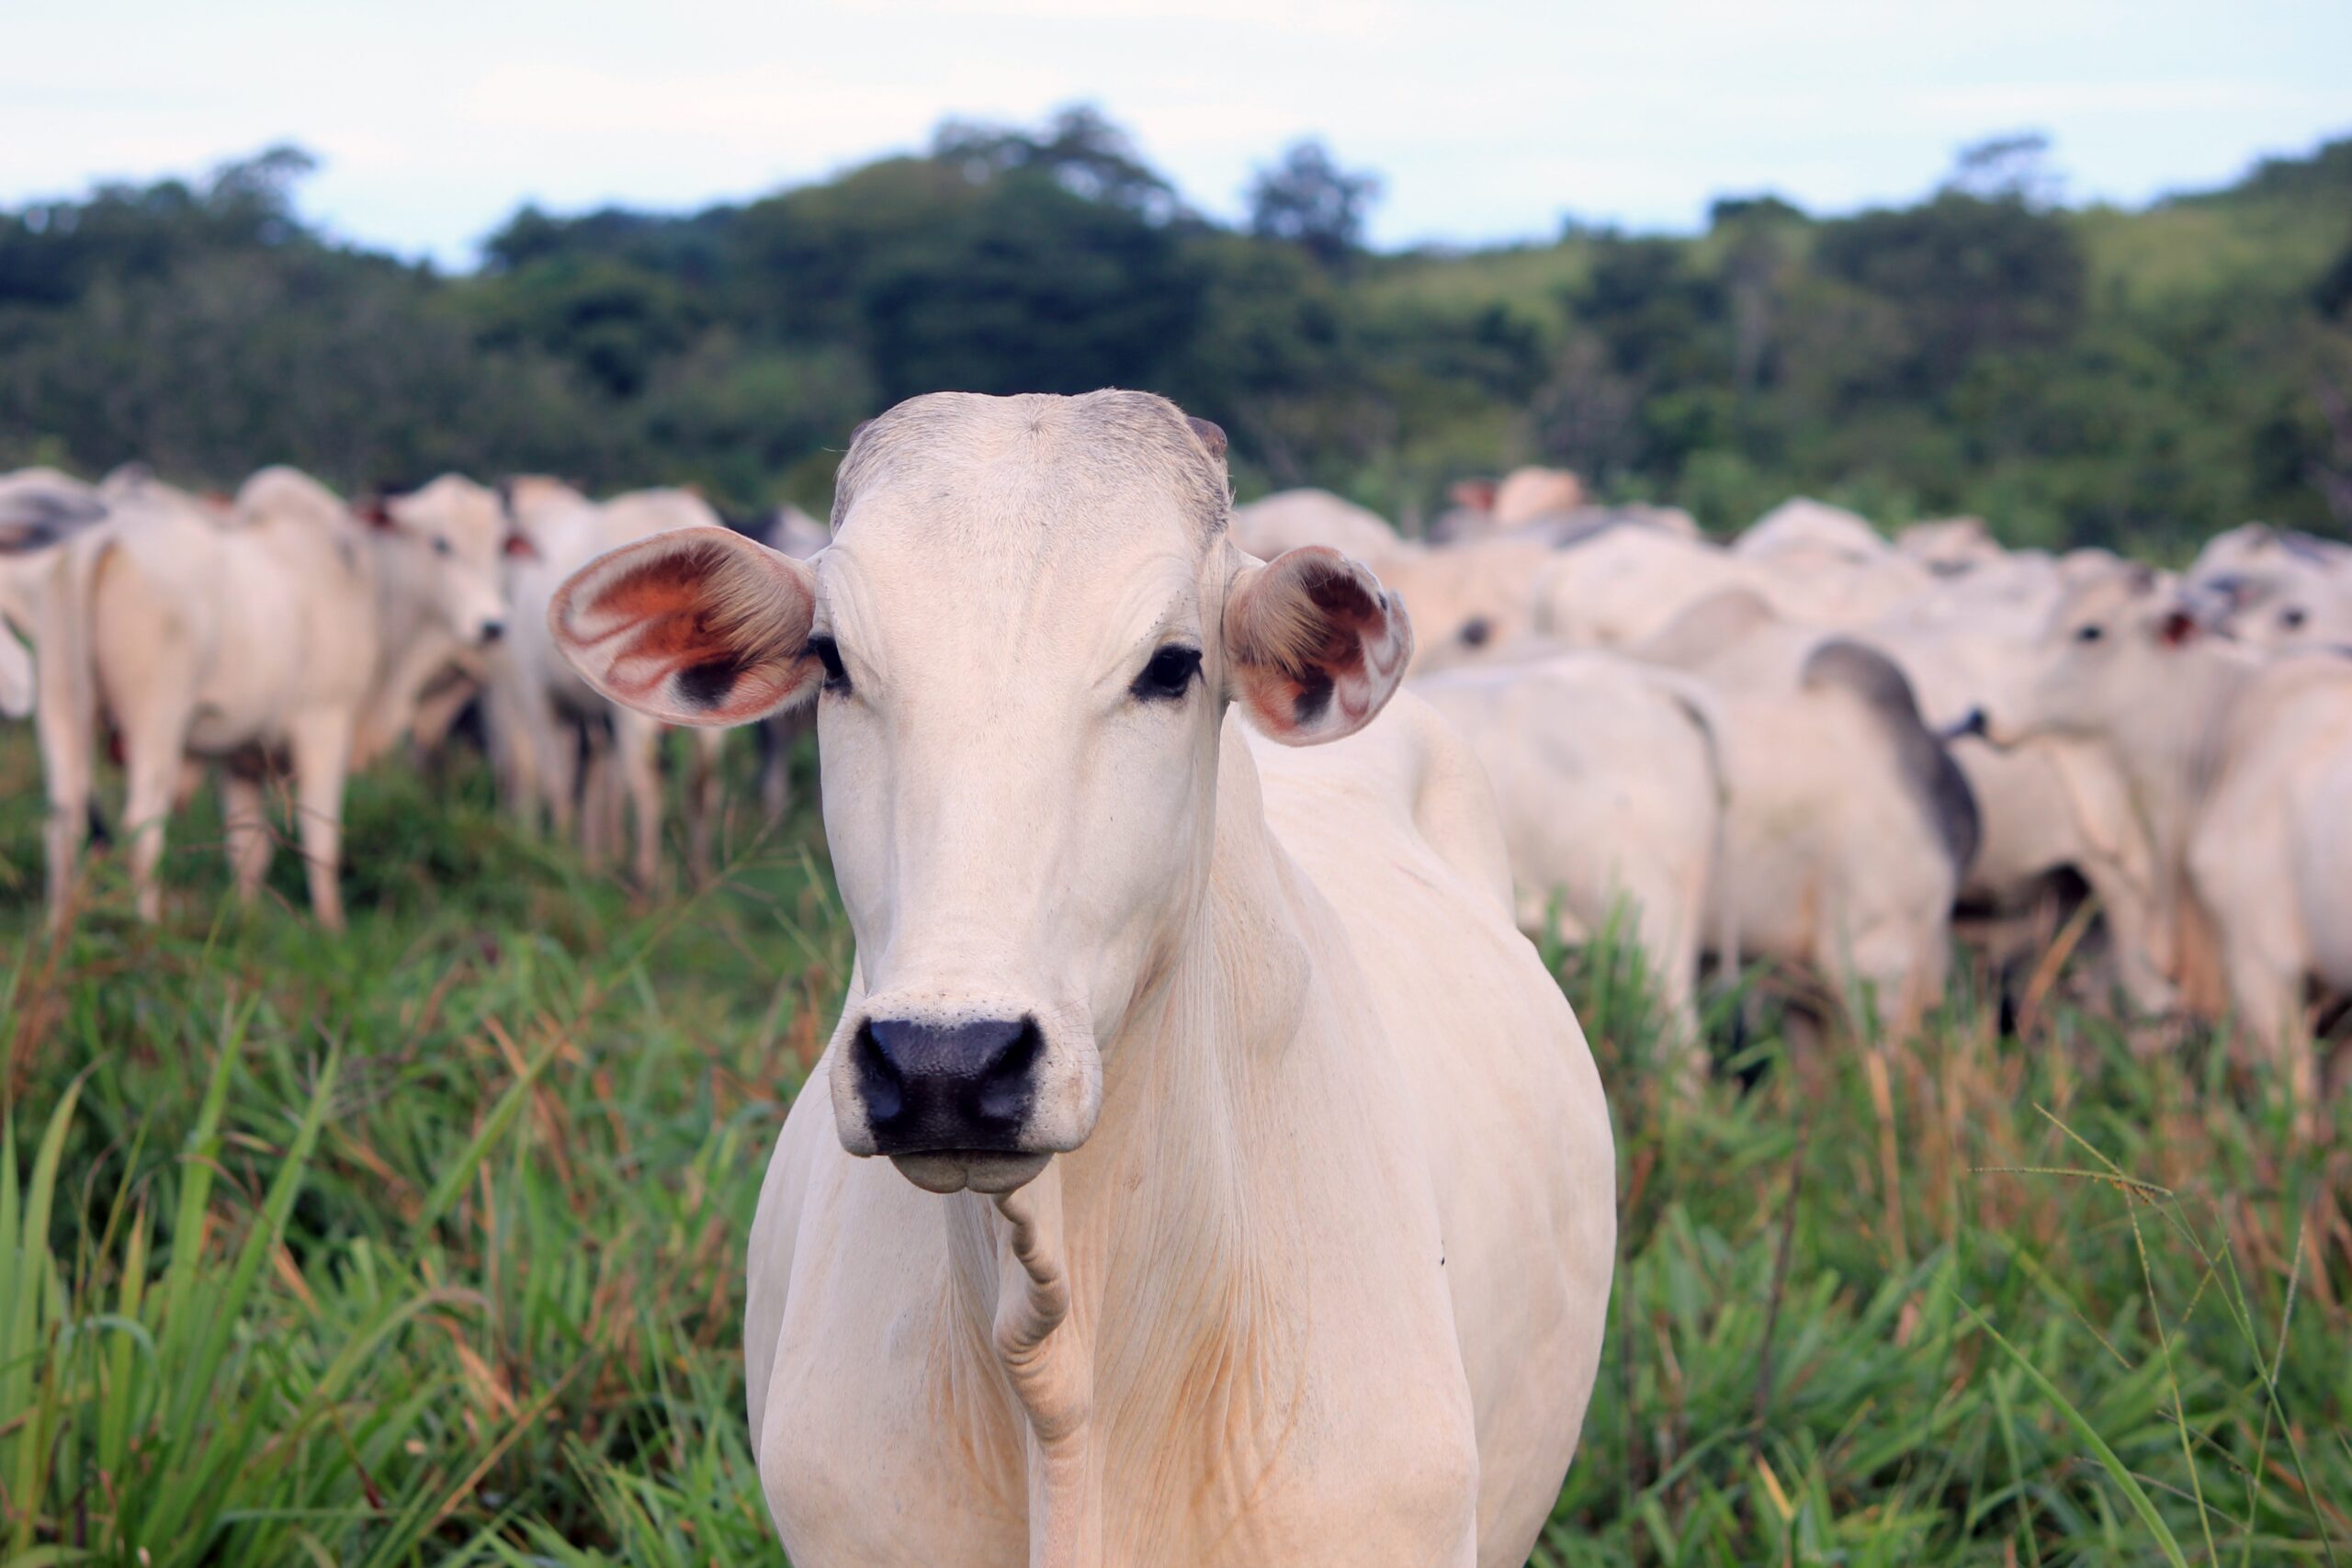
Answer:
[
  {"left": 547, "top": 391, "right": 1408, "bottom": 1197},
  {"left": 1980, "top": 566, "right": 2198, "bottom": 747},
  {"left": 375, "top": 476, "right": 518, "bottom": 646}
]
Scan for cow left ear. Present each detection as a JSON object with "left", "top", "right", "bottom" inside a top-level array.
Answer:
[
  {"left": 1223, "top": 546, "right": 1412, "bottom": 745},
  {"left": 548, "top": 525, "right": 820, "bottom": 728}
]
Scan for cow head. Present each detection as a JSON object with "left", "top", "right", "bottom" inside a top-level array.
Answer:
[
  {"left": 1978, "top": 564, "right": 2201, "bottom": 748},
  {"left": 368, "top": 475, "right": 518, "bottom": 646},
  {"left": 548, "top": 391, "right": 1408, "bottom": 1195}
]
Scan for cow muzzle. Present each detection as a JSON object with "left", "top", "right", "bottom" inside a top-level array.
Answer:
[{"left": 838, "top": 1014, "right": 1066, "bottom": 1193}]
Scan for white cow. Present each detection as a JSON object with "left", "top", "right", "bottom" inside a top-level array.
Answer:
[
  {"left": 0, "top": 468, "right": 112, "bottom": 718},
  {"left": 548, "top": 390, "right": 1616, "bottom": 1567},
  {"left": 40, "top": 466, "right": 511, "bottom": 927},
  {"left": 1979, "top": 564, "right": 2352, "bottom": 1103},
  {"left": 1867, "top": 562, "right": 2176, "bottom": 1015},
  {"left": 2182, "top": 524, "right": 2352, "bottom": 652},
  {"left": 1228, "top": 487, "right": 1407, "bottom": 567},
  {"left": 1634, "top": 590, "right": 1979, "bottom": 1035},
  {"left": 1416, "top": 649, "right": 1724, "bottom": 1056},
  {"left": 492, "top": 479, "right": 732, "bottom": 886}
]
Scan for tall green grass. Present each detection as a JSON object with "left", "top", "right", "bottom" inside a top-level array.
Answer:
[{"left": 2, "top": 728, "right": 2346, "bottom": 1563}]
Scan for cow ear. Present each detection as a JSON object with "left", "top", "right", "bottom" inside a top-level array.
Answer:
[
  {"left": 548, "top": 525, "right": 820, "bottom": 728},
  {"left": 2157, "top": 604, "right": 2199, "bottom": 648},
  {"left": 503, "top": 528, "right": 540, "bottom": 560},
  {"left": 1224, "top": 546, "right": 1411, "bottom": 745}
]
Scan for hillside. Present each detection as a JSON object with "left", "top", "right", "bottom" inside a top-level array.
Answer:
[{"left": 1, "top": 117, "right": 2346, "bottom": 552}]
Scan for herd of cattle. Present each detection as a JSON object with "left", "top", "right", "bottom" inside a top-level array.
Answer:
[
  {"left": 0, "top": 462, "right": 828, "bottom": 926},
  {"left": 2, "top": 389, "right": 2346, "bottom": 1560},
  {"left": 1236, "top": 476, "right": 2352, "bottom": 1100},
  {"left": 3, "top": 423, "right": 2349, "bottom": 1107}
]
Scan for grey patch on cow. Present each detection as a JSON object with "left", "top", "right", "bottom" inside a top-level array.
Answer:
[
  {"left": 1803, "top": 637, "right": 1982, "bottom": 879},
  {"left": 0, "top": 485, "right": 109, "bottom": 554}
]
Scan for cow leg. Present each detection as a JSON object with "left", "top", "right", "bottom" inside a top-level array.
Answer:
[
  {"left": 2079, "top": 854, "right": 2177, "bottom": 1021},
  {"left": 220, "top": 770, "right": 274, "bottom": 904},
  {"left": 118, "top": 734, "right": 188, "bottom": 925},
  {"left": 39, "top": 698, "right": 95, "bottom": 924},
  {"left": 288, "top": 710, "right": 354, "bottom": 932},
  {"left": 2220, "top": 935, "right": 2314, "bottom": 1111},
  {"left": 579, "top": 726, "right": 618, "bottom": 871},
  {"left": 616, "top": 711, "right": 665, "bottom": 890}
]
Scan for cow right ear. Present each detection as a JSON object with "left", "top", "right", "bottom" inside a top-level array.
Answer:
[{"left": 548, "top": 525, "right": 821, "bottom": 728}]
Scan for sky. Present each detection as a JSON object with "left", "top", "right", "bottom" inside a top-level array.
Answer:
[{"left": 2, "top": 0, "right": 2346, "bottom": 269}]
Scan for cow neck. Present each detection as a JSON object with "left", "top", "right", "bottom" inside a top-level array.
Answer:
[
  {"left": 354, "top": 528, "right": 434, "bottom": 706},
  {"left": 2109, "top": 642, "right": 2255, "bottom": 860},
  {"left": 948, "top": 723, "right": 1316, "bottom": 1568}
]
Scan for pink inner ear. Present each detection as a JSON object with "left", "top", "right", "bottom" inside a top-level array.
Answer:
[
  {"left": 582, "top": 549, "right": 736, "bottom": 702},
  {"left": 2160, "top": 609, "right": 2197, "bottom": 647}
]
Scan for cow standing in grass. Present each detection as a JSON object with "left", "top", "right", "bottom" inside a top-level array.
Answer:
[
  {"left": 550, "top": 390, "right": 1617, "bottom": 1567},
  {"left": 39, "top": 465, "right": 513, "bottom": 928}
]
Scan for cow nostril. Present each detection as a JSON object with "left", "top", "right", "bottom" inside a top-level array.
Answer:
[
  {"left": 479, "top": 619, "right": 506, "bottom": 645},
  {"left": 851, "top": 1020, "right": 907, "bottom": 1122},
  {"left": 856, "top": 1015, "right": 1043, "bottom": 1152}
]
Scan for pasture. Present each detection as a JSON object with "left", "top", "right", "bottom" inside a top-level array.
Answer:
[{"left": 3, "top": 723, "right": 2345, "bottom": 1565}]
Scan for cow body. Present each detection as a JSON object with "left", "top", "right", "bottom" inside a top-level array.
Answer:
[
  {"left": 547, "top": 391, "right": 1615, "bottom": 1567},
  {"left": 40, "top": 467, "right": 508, "bottom": 926},
  {"left": 1416, "top": 650, "right": 1724, "bottom": 1049},
  {"left": 1634, "top": 590, "right": 1975, "bottom": 1033}
]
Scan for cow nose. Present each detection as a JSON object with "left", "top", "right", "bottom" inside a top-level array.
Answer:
[
  {"left": 478, "top": 618, "right": 506, "bottom": 645},
  {"left": 852, "top": 1016, "right": 1044, "bottom": 1155}
]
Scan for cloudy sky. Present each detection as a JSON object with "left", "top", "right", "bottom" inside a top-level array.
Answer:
[{"left": 3, "top": 0, "right": 2346, "bottom": 267}]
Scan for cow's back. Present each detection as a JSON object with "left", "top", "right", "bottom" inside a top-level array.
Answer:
[{"left": 1248, "top": 693, "right": 1616, "bottom": 1564}]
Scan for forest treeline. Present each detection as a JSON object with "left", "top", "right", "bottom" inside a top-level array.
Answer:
[{"left": 3, "top": 107, "right": 2348, "bottom": 554}]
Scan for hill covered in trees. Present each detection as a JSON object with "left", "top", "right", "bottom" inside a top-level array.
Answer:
[{"left": 3, "top": 110, "right": 2347, "bottom": 554}]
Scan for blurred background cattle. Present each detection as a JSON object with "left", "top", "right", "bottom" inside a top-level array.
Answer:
[{"left": 2, "top": 20, "right": 2350, "bottom": 1563}]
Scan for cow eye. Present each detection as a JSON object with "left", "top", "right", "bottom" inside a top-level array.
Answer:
[
  {"left": 2073, "top": 623, "right": 2105, "bottom": 644},
  {"left": 805, "top": 635, "right": 850, "bottom": 694},
  {"left": 1131, "top": 645, "right": 1202, "bottom": 703},
  {"left": 2280, "top": 605, "right": 2307, "bottom": 630},
  {"left": 432, "top": 536, "right": 453, "bottom": 557}
]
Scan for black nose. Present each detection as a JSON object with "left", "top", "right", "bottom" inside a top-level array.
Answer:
[
  {"left": 853, "top": 1017, "right": 1044, "bottom": 1155},
  {"left": 479, "top": 619, "right": 506, "bottom": 644}
]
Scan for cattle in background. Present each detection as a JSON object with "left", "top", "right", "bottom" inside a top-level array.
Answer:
[
  {"left": 492, "top": 479, "right": 732, "bottom": 886},
  {"left": 1867, "top": 560, "right": 2177, "bottom": 1016},
  {"left": 2182, "top": 523, "right": 2352, "bottom": 651},
  {"left": 349, "top": 474, "right": 528, "bottom": 766},
  {"left": 1635, "top": 589, "right": 1979, "bottom": 1037},
  {"left": 0, "top": 469, "right": 112, "bottom": 718},
  {"left": 1979, "top": 563, "right": 2352, "bottom": 1108},
  {"left": 1895, "top": 516, "right": 2007, "bottom": 576},
  {"left": 547, "top": 390, "right": 1615, "bottom": 1566},
  {"left": 1417, "top": 650, "right": 1725, "bottom": 1062},
  {"left": 39, "top": 466, "right": 514, "bottom": 927},
  {"left": 1229, "top": 486, "right": 1408, "bottom": 566}
]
